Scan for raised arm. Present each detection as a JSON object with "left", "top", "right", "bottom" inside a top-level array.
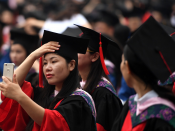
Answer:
[
  {"left": 0, "top": 75, "right": 44, "bottom": 126},
  {"left": 15, "top": 41, "right": 60, "bottom": 86}
]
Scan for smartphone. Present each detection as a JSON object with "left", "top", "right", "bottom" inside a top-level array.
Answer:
[{"left": 3, "top": 63, "right": 15, "bottom": 83}]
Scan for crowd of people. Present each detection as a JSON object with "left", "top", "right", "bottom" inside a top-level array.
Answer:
[{"left": 0, "top": 0, "right": 175, "bottom": 131}]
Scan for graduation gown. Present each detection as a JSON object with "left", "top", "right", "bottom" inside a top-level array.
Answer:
[
  {"left": 91, "top": 77, "right": 123, "bottom": 131},
  {"left": 0, "top": 81, "right": 97, "bottom": 131},
  {"left": 111, "top": 95, "right": 175, "bottom": 131}
]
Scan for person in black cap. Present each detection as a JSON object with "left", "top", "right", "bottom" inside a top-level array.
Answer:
[
  {"left": 10, "top": 27, "right": 39, "bottom": 68},
  {"left": 0, "top": 30, "right": 96, "bottom": 131},
  {"left": 111, "top": 16, "right": 175, "bottom": 131},
  {"left": 76, "top": 25, "right": 123, "bottom": 131},
  {"left": 9, "top": 27, "right": 40, "bottom": 86}
]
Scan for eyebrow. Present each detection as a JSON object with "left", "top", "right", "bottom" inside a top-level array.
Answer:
[{"left": 44, "top": 57, "right": 57, "bottom": 61}]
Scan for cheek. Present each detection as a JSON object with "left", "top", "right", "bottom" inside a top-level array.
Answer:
[
  {"left": 10, "top": 52, "right": 14, "bottom": 59},
  {"left": 120, "top": 62, "right": 132, "bottom": 87},
  {"left": 78, "top": 54, "right": 91, "bottom": 66},
  {"left": 18, "top": 52, "right": 27, "bottom": 61},
  {"left": 120, "top": 61, "right": 125, "bottom": 74},
  {"left": 53, "top": 63, "right": 70, "bottom": 81},
  {"left": 120, "top": 62, "right": 128, "bottom": 80}
]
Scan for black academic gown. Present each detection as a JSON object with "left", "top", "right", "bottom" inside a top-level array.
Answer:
[
  {"left": 111, "top": 100, "right": 175, "bottom": 131},
  {"left": 0, "top": 81, "right": 96, "bottom": 131},
  {"left": 90, "top": 78, "right": 123, "bottom": 131}
]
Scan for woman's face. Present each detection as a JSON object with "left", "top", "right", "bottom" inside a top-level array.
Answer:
[
  {"left": 10, "top": 44, "right": 27, "bottom": 66},
  {"left": 78, "top": 48, "right": 92, "bottom": 71},
  {"left": 43, "top": 53, "right": 72, "bottom": 85},
  {"left": 120, "top": 54, "right": 132, "bottom": 87}
]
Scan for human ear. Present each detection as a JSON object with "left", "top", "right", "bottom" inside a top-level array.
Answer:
[
  {"left": 68, "top": 60, "right": 76, "bottom": 71},
  {"left": 91, "top": 52, "right": 100, "bottom": 62}
]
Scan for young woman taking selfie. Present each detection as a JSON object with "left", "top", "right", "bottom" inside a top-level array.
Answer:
[{"left": 0, "top": 30, "right": 96, "bottom": 131}]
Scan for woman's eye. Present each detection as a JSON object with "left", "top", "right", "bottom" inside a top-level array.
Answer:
[
  {"left": 52, "top": 61, "right": 57, "bottom": 63},
  {"left": 43, "top": 62, "right": 47, "bottom": 65}
]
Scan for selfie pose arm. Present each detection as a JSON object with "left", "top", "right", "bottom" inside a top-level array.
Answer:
[
  {"left": 14, "top": 42, "right": 60, "bottom": 86},
  {"left": 0, "top": 75, "right": 45, "bottom": 126}
]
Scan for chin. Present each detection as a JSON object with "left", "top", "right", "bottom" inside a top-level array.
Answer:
[{"left": 47, "top": 80, "right": 57, "bottom": 85}]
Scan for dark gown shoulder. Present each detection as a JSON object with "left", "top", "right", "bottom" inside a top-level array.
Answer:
[
  {"left": 92, "top": 87, "right": 123, "bottom": 131},
  {"left": 55, "top": 95, "right": 96, "bottom": 131}
]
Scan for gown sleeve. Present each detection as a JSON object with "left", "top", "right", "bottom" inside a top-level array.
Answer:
[
  {"left": 92, "top": 87, "right": 123, "bottom": 131},
  {"left": 0, "top": 81, "right": 34, "bottom": 131},
  {"left": 33, "top": 95, "right": 96, "bottom": 131},
  {"left": 111, "top": 100, "right": 129, "bottom": 131}
]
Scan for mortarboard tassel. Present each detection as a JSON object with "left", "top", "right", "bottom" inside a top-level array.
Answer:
[
  {"left": 99, "top": 33, "right": 109, "bottom": 75},
  {"left": 170, "top": 32, "right": 175, "bottom": 94},
  {"left": 79, "top": 32, "right": 84, "bottom": 37},
  {"left": 39, "top": 42, "right": 44, "bottom": 88},
  {"left": 159, "top": 51, "right": 175, "bottom": 94},
  {"left": 170, "top": 32, "right": 175, "bottom": 36}
]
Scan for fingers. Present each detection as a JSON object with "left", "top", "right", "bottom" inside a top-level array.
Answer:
[
  {"left": 46, "top": 45, "right": 59, "bottom": 51},
  {"left": 0, "top": 83, "right": 6, "bottom": 91},
  {"left": 2, "top": 76, "right": 10, "bottom": 84},
  {"left": 43, "top": 42, "right": 60, "bottom": 53},
  {"left": 13, "top": 74, "right": 18, "bottom": 84},
  {"left": 46, "top": 42, "right": 60, "bottom": 48},
  {"left": 47, "top": 41, "right": 60, "bottom": 46},
  {"left": 0, "top": 86, "right": 5, "bottom": 92}
]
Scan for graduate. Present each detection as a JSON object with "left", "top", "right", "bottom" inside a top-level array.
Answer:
[
  {"left": 10, "top": 28, "right": 39, "bottom": 69},
  {"left": 76, "top": 25, "right": 123, "bottom": 131},
  {"left": 0, "top": 30, "right": 97, "bottom": 131},
  {"left": 9, "top": 28, "right": 40, "bottom": 85},
  {"left": 111, "top": 16, "right": 175, "bottom": 131}
]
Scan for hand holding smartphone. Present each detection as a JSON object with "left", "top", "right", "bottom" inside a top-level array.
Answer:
[{"left": 3, "top": 63, "right": 15, "bottom": 83}]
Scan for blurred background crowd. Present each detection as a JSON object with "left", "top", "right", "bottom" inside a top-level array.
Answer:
[{"left": 0, "top": 0, "right": 175, "bottom": 102}]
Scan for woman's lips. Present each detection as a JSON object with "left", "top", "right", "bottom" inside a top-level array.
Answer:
[{"left": 46, "top": 74, "right": 53, "bottom": 79}]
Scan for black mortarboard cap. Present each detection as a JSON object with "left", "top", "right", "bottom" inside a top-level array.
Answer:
[
  {"left": 62, "top": 27, "right": 82, "bottom": 37},
  {"left": 75, "top": 24, "right": 120, "bottom": 75},
  {"left": 160, "top": 24, "right": 175, "bottom": 42},
  {"left": 126, "top": 16, "right": 175, "bottom": 82},
  {"left": 42, "top": 30, "right": 89, "bottom": 61},
  {"left": 10, "top": 28, "right": 39, "bottom": 55},
  {"left": 39, "top": 30, "right": 89, "bottom": 87},
  {"left": 75, "top": 24, "right": 119, "bottom": 55}
]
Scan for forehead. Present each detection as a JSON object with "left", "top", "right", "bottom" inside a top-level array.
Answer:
[
  {"left": 44, "top": 53, "right": 62, "bottom": 60},
  {"left": 11, "top": 44, "right": 25, "bottom": 50}
]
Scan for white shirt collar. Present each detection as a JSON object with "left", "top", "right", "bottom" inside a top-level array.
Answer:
[
  {"left": 54, "top": 90, "right": 59, "bottom": 97},
  {"left": 134, "top": 90, "right": 158, "bottom": 105}
]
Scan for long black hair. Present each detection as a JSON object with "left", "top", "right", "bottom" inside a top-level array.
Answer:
[
  {"left": 25, "top": 53, "right": 79, "bottom": 131},
  {"left": 124, "top": 45, "right": 175, "bottom": 105},
  {"left": 83, "top": 47, "right": 109, "bottom": 94}
]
